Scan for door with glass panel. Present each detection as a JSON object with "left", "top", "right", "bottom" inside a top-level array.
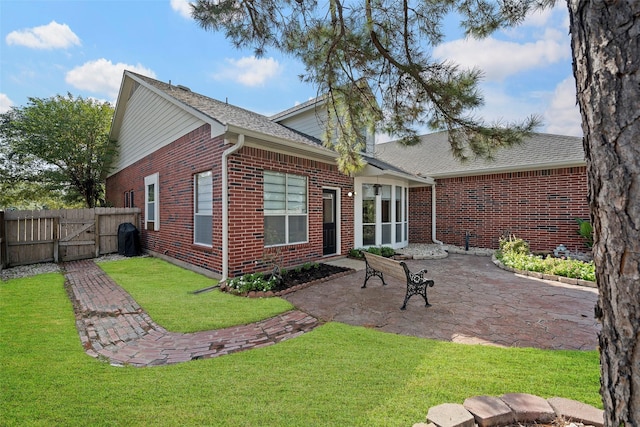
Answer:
[{"left": 322, "top": 189, "right": 337, "bottom": 255}]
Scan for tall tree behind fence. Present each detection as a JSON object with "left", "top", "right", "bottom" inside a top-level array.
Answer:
[{"left": 1, "top": 208, "right": 140, "bottom": 268}]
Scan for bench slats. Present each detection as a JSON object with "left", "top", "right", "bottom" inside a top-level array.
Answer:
[{"left": 361, "top": 251, "right": 435, "bottom": 310}]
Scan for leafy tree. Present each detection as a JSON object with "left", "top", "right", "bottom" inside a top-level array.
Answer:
[
  {"left": 192, "top": 1, "right": 639, "bottom": 424},
  {"left": 0, "top": 94, "right": 117, "bottom": 208}
]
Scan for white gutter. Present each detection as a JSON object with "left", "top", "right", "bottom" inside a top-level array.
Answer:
[
  {"left": 431, "top": 183, "right": 444, "bottom": 245},
  {"left": 221, "top": 133, "right": 246, "bottom": 281}
]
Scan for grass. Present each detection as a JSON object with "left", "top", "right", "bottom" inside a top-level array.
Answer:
[
  {"left": 1, "top": 258, "right": 602, "bottom": 427},
  {"left": 98, "top": 257, "right": 294, "bottom": 332}
]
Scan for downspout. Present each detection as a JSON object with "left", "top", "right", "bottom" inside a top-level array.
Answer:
[
  {"left": 221, "top": 133, "right": 245, "bottom": 281},
  {"left": 431, "top": 183, "right": 443, "bottom": 245}
]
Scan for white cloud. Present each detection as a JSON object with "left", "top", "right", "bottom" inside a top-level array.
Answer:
[
  {"left": 433, "top": 32, "right": 569, "bottom": 81},
  {"left": 544, "top": 77, "right": 583, "bottom": 136},
  {"left": 5, "top": 21, "right": 81, "bottom": 50},
  {"left": 170, "top": 0, "right": 194, "bottom": 19},
  {"left": 0, "top": 94, "right": 14, "bottom": 113},
  {"left": 212, "top": 57, "right": 282, "bottom": 87},
  {"left": 65, "top": 59, "right": 156, "bottom": 100}
]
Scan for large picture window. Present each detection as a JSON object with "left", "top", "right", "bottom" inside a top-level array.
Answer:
[
  {"left": 144, "top": 173, "right": 159, "bottom": 231},
  {"left": 194, "top": 171, "right": 213, "bottom": 246},
  {"left": 264, "top": 171, "right": 307, "bottom": 246}
]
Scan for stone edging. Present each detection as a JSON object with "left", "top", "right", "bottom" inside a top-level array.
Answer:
[
  {"left": 415, "top": 393, "right": 603, "bottom": 427},
  {"left": 491, "top": 254, "right": 597, "bottom": 289}
]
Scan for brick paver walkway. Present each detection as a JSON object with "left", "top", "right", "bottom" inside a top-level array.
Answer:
[{"left": 64, "top": 260, "right": 320, "bottom": 367}]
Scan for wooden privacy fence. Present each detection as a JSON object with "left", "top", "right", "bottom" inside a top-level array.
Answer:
[{"left": 0, "top": 208, "right": 140, "bottom": 268}]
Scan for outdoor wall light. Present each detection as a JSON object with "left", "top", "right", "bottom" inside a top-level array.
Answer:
[{"left": 348, "top": 191, "right": 356, "bottom": 197}]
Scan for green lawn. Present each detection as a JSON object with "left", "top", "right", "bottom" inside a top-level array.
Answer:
[
  {"left": 1, "top": 258, "right": 602, "bottom": 427},
  {"left": 98, "top": 257, "right": 294, "bottom": 332}
]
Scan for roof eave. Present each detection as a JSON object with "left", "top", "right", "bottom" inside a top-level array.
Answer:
[
  {"left": 428, "top": 160, "right": 587, "bottom": 179},
  {"left": 225, "top": 124, "right": 339, "bottom": 163},
  {"left": 356, "top": 163, "right": 435, "bottom": 185}
]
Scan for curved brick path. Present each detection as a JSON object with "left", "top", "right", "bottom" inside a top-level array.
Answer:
[{"left": 64, "top": 260, "right": 320, "bottom": 367}]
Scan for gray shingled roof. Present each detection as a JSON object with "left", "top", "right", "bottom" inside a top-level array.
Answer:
[
  {"left": 129, "top": 72, "right": 328, "bottom": 151},
  {"left": 375, "top": 131, "right": 585, "bottom": 178}
]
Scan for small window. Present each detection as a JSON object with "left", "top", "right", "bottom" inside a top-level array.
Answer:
[
  {"left": 264, "top": 171, "right": 308, "bottom": 246},
  {"left": 194, "top": 171, "right": 213, "bottom": 246},
  {"left": 124, "top": 190, "right": 135, "bottom": 208},
  {"left": 144, "top": 173, "right": 159, "bottom": 231}
]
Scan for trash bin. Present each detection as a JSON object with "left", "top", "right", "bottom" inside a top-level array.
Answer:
[{"left": 117, "top": 223, "right": 141, "bottom": 257}]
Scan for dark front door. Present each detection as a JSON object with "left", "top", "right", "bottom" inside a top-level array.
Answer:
[{"left": 323, "top": 189, "right": 337, "bottom": 255}]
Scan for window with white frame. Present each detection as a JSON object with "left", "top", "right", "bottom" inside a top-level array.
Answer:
[
  {"left": 194, "top": 171, "right": 213, "bottom": 246},
  {"left": 144, "top": 173, "right": 159, "bottom": 231},
  {"left": 264, "top": 171, "right": 307, "bottom": 246}
]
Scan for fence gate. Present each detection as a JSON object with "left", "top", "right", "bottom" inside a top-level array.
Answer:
[{"left": 1, "top": 208, "right": 140, "bottom": 267}]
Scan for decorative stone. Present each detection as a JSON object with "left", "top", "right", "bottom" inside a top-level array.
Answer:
[
  {"left": 547, "top": 397, "right": 604, "bottom": 427},
  {"left": 427, "top": 403, "right": 475, "bottom": 427},
  {"left": 501, "top": 393, "right": 555, "bottom": 424},
  {"left": 558, "top": 276, "right": 578, "bottom": 285},
  {"left": 463, "top": 395, "right": 515, "bottom": 427}
]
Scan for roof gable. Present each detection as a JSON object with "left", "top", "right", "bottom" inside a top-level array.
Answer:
[{"left": 112, "top": 71, "right": 329, "bottom": 152}]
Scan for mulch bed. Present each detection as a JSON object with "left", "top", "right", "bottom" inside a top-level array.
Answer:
[{"left": 221, "top": 263, "right": 354, "bottom": 298}]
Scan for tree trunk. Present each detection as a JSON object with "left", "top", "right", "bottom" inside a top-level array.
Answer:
[{"left": 567, "top": 1, "right": 640, "bottom": 425}]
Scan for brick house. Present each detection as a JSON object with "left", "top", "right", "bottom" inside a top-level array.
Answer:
[
  {"left": 375, "top": 132, "right": 589, "bottom": 252},
  {"left": 106, "top": 71, "right": 588, "bottom": 279},
  {"left": 106, "top": 71, "right": 432, "bottom": 279}
]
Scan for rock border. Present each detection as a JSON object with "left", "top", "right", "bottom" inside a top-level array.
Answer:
[
  {"left": 415, "top": 393, "right": 603, "bottom": 427},
  {"left": 491, "top": 255, "right": 597, "bottom": 288}
]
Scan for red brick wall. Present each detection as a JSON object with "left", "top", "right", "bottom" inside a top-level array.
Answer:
[
  {"left": 106, "top": 124, "right": 225, "bottom": 273},
  {"left": 429, "top": 167, "right": 590, "bottom": 252},
  {"left": 227, "top": 146, "right": 353, "bottom": 277},
  {"left": 106, "top": 124, "right": 354, "bottom": 277},
  {"left": 409, "top": 186, "right": 433, "bottom": 244}
]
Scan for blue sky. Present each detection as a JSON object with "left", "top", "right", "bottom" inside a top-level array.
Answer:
[{"left": 0, "top": 0, "right": 582, "bottom": 139}]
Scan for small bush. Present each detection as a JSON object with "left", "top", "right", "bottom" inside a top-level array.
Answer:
[
  {"left": 380, "top": 246, "right": 396, "bottom": 257},
  {"left": 349, "top": 248, "right": 364, "bottom": 259},
  {"left": 227, "top": 272, "right": 278, "bottom": 294},
  {"left": 366, "top": 247, "right": 382, "bottom": 256},
  {"left": 576, "top": 218, "right": 594, "bottom": 248},
  {"left": 498, "top": 234, "right": 530, "bottom": 256}
]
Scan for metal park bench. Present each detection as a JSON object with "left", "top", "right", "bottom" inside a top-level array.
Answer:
[{"left": 361, "top": 251, "right": 435, "bottom": 310}]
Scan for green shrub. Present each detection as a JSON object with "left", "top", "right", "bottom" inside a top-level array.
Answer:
[
  {"left": 227, "top": 272, "right": 278, "bottom": 294},
  {"left": 380, "top": 246, "right": 396, "bottom": 257},
  {"left": 366, "top": 247, "right": 382, "bottom": 256},
  {"left": 498, "top": 234, "right": 530, "bottom": 256},
  {"left": 350, "top": 247, "right": 395, "bottom": 258},
  {"left": 349, "top": 248, "right": 364, "bottom": 258},
  {"left": 576, "top": 218, "right": 594, "bottom": 248}
]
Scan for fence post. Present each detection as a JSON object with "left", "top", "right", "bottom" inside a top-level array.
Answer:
[
  {"left": 0, "top": 211, "right": 5, "bottom": 271},
  {"left": 53, "top": 216, "right": 59, "bottom": 263},
  {"left": 94, "top": 213, "right": 100, "bottom": 258}
]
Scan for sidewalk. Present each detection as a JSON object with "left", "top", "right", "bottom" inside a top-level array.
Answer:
[{"left": 64, "top": 260, "right": 319, "bottom": 367}]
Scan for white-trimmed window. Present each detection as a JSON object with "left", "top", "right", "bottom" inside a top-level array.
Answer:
[
  {"left": 264, "top": 171, "right": 308, "bottom": 246},
  {"left": 194, "top": 171, "right": 213, "bottom": 246},
  {"left": 144, "top": 173, "right": 159, "bottom": 231}
]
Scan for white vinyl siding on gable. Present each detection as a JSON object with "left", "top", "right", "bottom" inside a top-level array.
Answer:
[
  {"left": 113, "top": 84, "right": 206, "bottom": 173},
  {"left": 275, "top": 108, "right": 327, "bottom": 142}
]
